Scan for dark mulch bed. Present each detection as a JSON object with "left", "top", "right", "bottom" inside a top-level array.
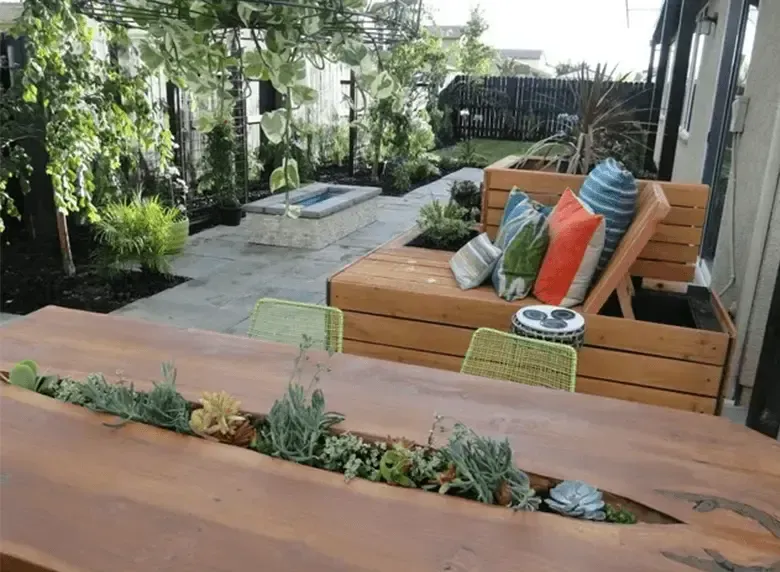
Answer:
[
  {"left": 406, "top": 230, "right": 479, "bottom": 253},
  {"left": 1, "top": 226, "right": 188, "bottom": 316}
]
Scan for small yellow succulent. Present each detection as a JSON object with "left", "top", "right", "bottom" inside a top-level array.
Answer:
[{"left": 189, "top": 390, "right": 246, "bottom": 437}]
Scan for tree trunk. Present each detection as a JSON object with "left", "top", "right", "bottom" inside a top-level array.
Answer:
[{"left": 56, "top": 211, "right": 76, "bottom": 276}]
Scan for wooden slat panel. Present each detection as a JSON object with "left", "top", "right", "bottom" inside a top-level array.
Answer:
[
  {"left": 485, "top": 181, "right": 709, "bottom": 210},
  {"left": 344, "top": 311, "right": 473, "bottom": 356},
  {"left": 576, "top": 377, "right": 716, "bottom": 414},
  {"left": 488, "top": 170, "right": 586, "bottom": 193},
  {"left": 640, "top": 242, "right": 700, "bottom": 263},
  {"left": 344, "top": 339, "right": 718, "bottom": 413},
  {"left": 654, "top": 224, "right": 703, "bottom": 245},
  {"left": 343, "top": 310, "right": 721, "bottom": 396},
  {"left": 490, "top": 218, "right": 704, "bottom": 248},
  {"left": 631, "top": 260, "right": 696, "bottom": 282},
  {"left": 487, "top": 204, "right": 704, "bottom": 228},
  {"left": 663, "top": 207, "right": 706, "bottom": 227},
  {"left": 339, "top": 301, "right": 727, "bottom": 366},
  {"left": 344, "top": 339, "right": 463, "bottom": 372},
  {"left": 578, "top": 347, "right": 721, "bottom": 397}
]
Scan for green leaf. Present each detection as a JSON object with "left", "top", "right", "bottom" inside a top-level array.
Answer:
[
  {"left": 237, "top": 1, "right": 258, "bottom": 26},
  {"left": 269, "top": 166, "right": 286, "bottom": 192},
  {"left": 196, "top": 114, "right": 218, "bottom": 133},
  {"left": 260, "top": 109, "right": 287, "bottom": 144},
  {"left": 22, "top": 84, "right": 37, "bottom": 103},
  {"left": 370, "top": 71, "right": 395, "bottom": 100},
  {"left": 140, "top": 42, "right": 165, "bottom": 71},
  {"left": 244, "top": 51, "right": 269, "bottom": 80},
  {"left": 341, "top": 38, "right": 368, "bottom": 67},
  {"left": 284, "top": 158, "right": 300, "bottom": 189},
  {"left": 291, "top": 84, "right": 317, "bottom": 106}
]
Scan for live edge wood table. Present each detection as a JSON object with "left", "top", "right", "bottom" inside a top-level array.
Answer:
[{"left": 1, "top": 307, "right": 779, "bottom": 572}]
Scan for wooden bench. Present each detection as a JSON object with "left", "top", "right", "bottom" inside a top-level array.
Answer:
[
  {"left": 1, "top": 307, "right": 778, "bottom": 572},
  {"left": 329, "top": 163, "right": 736, "bottom": 414},
  {"left": 483, "top": 156, "right": 709, "bottom": 283}
]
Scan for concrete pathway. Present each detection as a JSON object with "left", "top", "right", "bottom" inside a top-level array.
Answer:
[{"left": 110, "top": 168, "right": 483, "bottom": 335}]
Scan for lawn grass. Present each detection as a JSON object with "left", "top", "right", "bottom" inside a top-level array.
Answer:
[{"left": 434, "top": 139, "right": 536, "bottom": 165}]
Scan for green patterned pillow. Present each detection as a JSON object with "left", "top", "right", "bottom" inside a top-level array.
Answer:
[{"left": 492, "top": 201, "right": 550, "bottom": 301}]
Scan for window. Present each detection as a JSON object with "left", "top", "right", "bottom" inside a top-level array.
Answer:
[{"left": 681, "top": 13, "right": 708, "bottom": 134}]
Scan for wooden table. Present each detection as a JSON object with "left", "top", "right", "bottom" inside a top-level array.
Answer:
[{"left": 1, "top": 306, "right": 778, "bottom": 572}]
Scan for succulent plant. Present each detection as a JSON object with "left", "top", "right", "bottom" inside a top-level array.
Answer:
[
  {"left": 545, "top": 480, "right": 606, "bottom": 521},
  {"left": 8, "top": 361, "right": 39, "bottom": 390},
  {"left": 190, "top": 391, "right": 255, "bottom": 446}
]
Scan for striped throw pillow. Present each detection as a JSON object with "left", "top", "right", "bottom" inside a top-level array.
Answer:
[
  {"left": 450, "top": 232, "right": 502, "bottom": 290},
  {"left": 578, "top": 158, "right": 638, "bottom": 272}
]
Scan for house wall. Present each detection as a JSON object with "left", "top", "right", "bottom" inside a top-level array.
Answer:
[
  {"left": 671, "top": 0, "right": 729, "bottom": 182},
  {"left": 711, "top": 0, "right": 780, "bottom": 398}
]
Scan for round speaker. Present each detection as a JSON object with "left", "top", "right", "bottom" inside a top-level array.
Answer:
[{"left": 511, "top": 305, "right": 586, "bottom": 349}]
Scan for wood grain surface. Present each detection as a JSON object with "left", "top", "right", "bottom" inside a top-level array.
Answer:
[{"left": 1, "top": 307, "right": 779, "bottom": 572}]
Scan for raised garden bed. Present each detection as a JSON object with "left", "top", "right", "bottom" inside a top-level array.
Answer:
[
  {"left": 329, "top": 223, "right": 735, "bottom": 415},
  {"left": 0, "top": 227, "right": 187, "bottom": 315},
  {"left": 1, "top": 307, "right": 778, "bottom": 572}
]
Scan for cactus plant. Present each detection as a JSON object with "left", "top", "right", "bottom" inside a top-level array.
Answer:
[{"left": 545, "top": 480, "right": 606, "bottom": 521}]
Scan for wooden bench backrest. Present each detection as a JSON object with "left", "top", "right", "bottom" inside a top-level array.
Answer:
[
  {"left": 481, "top": 158, "right": 710, "bottom": 283},
  {"left": 583, "top": 182, "right": 671, "bottom": 312}
]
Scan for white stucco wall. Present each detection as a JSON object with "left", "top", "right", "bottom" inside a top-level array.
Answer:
[
  {"left": 671, "top": 0, "right": 728, "bottom": 182},
  {"left": 712, "top": 0, "right": 780, "bottom": 397}
]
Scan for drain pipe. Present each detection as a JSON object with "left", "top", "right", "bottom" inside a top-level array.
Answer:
[{"left": 726, "top": 101, "right": 780, "bottom": 401}]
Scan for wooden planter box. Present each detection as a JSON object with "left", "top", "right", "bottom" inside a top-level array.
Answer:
[{"left": 329, "top": 159, "right": 736, "bottom": 415}]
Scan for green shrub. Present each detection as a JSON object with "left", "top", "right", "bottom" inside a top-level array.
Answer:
[
  {"left": 449, "top": 180, "right": 481, "bottom": 210},
  {"left": 201, "top": 121, "right": 238, "bottom": 206},
  {"left": 94, "top": 196, "right": 186, "bottom": 275},
  {"left": 438, "top": 155, "right": 463, "bottom": 172},
  {"left": 382, "top": 159, "right": 412, "bottom": 195},
  {"left": 417, "top": 200, "right": 473, "bottom": 249},
  {"left": 409, "top": 154, "right": 441, "bottom": 182}
]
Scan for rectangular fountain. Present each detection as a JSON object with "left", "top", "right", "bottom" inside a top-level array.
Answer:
[{"left": 243, "top": 183, "right": 381, "bottom": 249}]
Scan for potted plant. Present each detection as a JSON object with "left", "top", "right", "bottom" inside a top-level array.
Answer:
[
  {"left": 202, "top": 120, "right": 242, "bottom": 226},
  {"left": 516, "top": 63, "right": 652, "bottom": 175}
]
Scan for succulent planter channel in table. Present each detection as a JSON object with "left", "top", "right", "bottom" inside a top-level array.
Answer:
[{"left": 1, "top": 353, "right": 661, "bottom": 525}]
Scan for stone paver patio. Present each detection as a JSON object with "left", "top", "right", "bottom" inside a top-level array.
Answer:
[{"left": 110, "top": 168, "right": 483, "bottom": 334}]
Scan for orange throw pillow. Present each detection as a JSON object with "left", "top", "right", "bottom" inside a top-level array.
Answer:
[{"left": 534, "top": 189, "right": 605, "bottom": 307}]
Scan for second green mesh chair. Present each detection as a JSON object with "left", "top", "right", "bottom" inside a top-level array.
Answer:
[
  {"left": 460, "top": 328, "right": 577, "bottom": 392},
  {"left": 247, "top": 298, "right": 344, "bottom": 353}
]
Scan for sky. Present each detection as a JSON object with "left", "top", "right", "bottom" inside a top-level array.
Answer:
[{"left": 425, "top": 0, "right": 664, "bottom": 74}]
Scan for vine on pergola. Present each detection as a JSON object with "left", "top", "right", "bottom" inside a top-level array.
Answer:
[{"left": 81, "top": 0, "right": 424, "bottom": 214}]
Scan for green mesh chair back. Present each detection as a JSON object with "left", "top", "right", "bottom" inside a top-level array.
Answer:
[
  {"left": 460, "top": 328, "right": 577, "bottom": 392},
  {"left": 247, "top": 298, "right": 344, "bottom": 353}
]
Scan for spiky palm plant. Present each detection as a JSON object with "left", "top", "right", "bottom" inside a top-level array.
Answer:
[{"left": 518, "top": 63, "right": 652, "bottom": 175}]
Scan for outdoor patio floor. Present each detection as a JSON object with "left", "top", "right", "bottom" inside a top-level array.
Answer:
[{"left": 108, "top": 168, "right": 482, "bottom": 335}]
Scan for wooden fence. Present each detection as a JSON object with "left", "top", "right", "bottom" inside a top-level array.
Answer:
[{"left": 440, "top": 75, "right": 654, "bottom": 141}]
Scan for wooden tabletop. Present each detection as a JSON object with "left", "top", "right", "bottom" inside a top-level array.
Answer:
[{"left": 1, "top": 306, "right": 779, "bottom": 572}]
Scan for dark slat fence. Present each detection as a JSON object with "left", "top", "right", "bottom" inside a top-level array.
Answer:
[{"left": 440, "top": 75, "right": 654, "bottom": 141}]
